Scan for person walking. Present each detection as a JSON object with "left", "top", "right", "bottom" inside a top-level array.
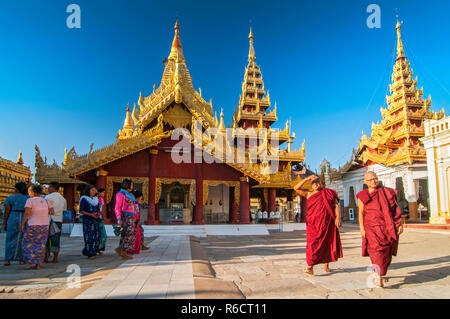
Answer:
[
  {"left": 22, "top": 184, "right": 55, "bottom": 270},
  {"left": 3, "top": 182, "right": 29, "bottom": 266},
  {"left": 114, "top": 179, "right": 136, "bottom": 260},
  {"left": 79, "top": 185, "right": 101, "bottom": 259},
  {"left": 44, "top": 181, "right": 67, "bottom": 263}
]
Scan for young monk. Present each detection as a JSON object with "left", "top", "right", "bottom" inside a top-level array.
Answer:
[
  {"left": 357, "top": 171, "right": 403, "bottom": 287},
  {"left": 294, "top": 174, "right": 343, "bottom": 275}
]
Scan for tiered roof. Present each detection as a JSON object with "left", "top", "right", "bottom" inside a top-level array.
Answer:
[
  {"left": 356, "top": 19, "right": 446, "bottom": 166},
  {"left": 35, "top": 22, "right": 306, "bottom": 189}
]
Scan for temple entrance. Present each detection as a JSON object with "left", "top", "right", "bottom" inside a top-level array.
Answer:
[
  {"left": 203, "top": 184, "right": 230, "bottom": 224},
  {"left": 158, "top": 182, "right": 192, "bottom": 224}
]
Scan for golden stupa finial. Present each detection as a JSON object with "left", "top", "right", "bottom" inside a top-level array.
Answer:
[
  {"left": 169, "top": 20, "right": 184, "bottom": 60},
  {"left": 219, "top": 108, "right": 226, "bottom": 131},
  {"left": 16, "top": 151, "right": 24, "bottom": 165},
  {"left": 124, "top": 103, "right": 134, "bottom": 129},
  {"left": 63, "top": 147, "right": 68, "bottom": 166},
  {"left": 396, "top": 15, "right": 405, "bottom": 59},
  {"left": 248, "top": 27, "right": 255, "bottom": 62}
]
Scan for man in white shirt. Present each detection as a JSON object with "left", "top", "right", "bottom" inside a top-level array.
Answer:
[{"left": 44, "top": 181, "right": 67, "bottom": 263}]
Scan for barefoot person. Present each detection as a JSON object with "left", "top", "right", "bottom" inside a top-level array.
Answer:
[
  {"left": 22, "top": 184, "right": 55, "bottom": 270},
  {"left": 114, "top": 179, "right": 136, "bottom": 260},
  {"left": 3, "top": 182, "right": 29, "bottom": 266},
  {"left": 294, "top": 175, "right": 343, "bottom": 275},
  {"left": 44, "top": 181, "right": 67, "bottom": 263},
  {"left": 357, "top": 171, "right": 403, "bottom": 287},
  {"left": 79, "top": 185, "right": 101, "bottom": 260}
]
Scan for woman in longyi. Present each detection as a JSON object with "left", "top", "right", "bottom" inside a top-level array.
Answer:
[{"left": 293, "top": 175, "right": 343, "bottom": 275}]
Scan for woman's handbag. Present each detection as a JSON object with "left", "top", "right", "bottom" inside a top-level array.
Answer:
[{"left": 49, "top": 219, "right": 61, "bottom": 236}]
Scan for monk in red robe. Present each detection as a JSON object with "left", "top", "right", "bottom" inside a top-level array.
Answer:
[
  {"left": 357, "top": 172, "right": 403, "bottom": 287},
  {"left": 294, "top": 175, "right": 343, "bottom": 275}
]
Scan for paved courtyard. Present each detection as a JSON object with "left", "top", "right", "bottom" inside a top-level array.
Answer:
[{"left": 0, "top": 224, "right": 448, "bottom": 299}]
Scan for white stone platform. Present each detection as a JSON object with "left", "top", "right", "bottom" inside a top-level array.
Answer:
[
  {"left": 76, "top": 236, "right": 195, "bottom": 299},
  {"left": 70, "top": 223, "right": 306, "bottom": 237}
]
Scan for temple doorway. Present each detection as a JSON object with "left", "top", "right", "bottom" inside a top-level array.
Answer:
[{"left": 158, "top": 182, "right": 192, "bottom": 224}]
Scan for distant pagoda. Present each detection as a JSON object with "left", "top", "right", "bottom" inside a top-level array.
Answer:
[{"left": 356, "top": 18, "right": 445, "bottom": 166}]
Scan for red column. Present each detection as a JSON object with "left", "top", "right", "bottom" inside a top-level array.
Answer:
[
  {"left": 261, "top": 190, "right": 267, "bottom": 212},
  {"left": 268, "top": 188, "right": 277, "bottom": 213},
  {"left": 229, "top": 186, "right": 238, "bottom": 224},
  {"left": 239, "top": 176, "right": 250, "bottom": 224},
  {"left": 63, "top": 183, "right": 75, "bottom": 215},
  {"left": 192, "top": 162, "right": 204, "bottom": 224},
  {"left": 146, "top": 148, "right": 159, "bottom": 225},
  {"left": 96, "top": 168, "right": 110, "bottom": 224}
]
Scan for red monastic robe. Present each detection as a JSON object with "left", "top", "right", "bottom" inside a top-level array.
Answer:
[
  {"left": 306, "top": 188, "right": 343, "bottom": 266},
  {"left": 356, "top": 187, "right": 402, "bottom": 276}
]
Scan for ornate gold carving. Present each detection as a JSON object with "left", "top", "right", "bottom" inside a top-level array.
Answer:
[
  {"left": 98, "top": 169, "right": 108, "bottom": 176},
  {"left": 203, "top": 180, "right": 240, "bottom": 206},
  {"left": 162, "top": 104, "right": 192, "bottom": 128},
  {"left": 155, "top": 178, "right": 196, "bottom": 205}
]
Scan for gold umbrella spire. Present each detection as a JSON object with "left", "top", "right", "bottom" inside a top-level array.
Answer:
[
  {"left": 248, "top": 27, "right": 255, "bottom": 62},
  {"left": 169, "top": 21, "right": 184, "bottom": 60},
  {"left": 396, "top": 16, "right": 405, "bottom": 59}
]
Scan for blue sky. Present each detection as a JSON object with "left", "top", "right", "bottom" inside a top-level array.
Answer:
[{"left": 0, "top": 0, "right": 449, "bottom": 177}]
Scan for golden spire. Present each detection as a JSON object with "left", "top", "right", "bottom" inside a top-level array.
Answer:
[
  {"left": 219, "top": 108, "right": 226, "bottom": 131},
  {"left": 63, "top": 147, "right": 68, "bottom": 166},
  {"left": 248, "top": 27, "right": 255, "bottom": 62},
  {"left": 169, "top": 21, "right": 184, "bottom": 60},
  {"left": 124, "top": 103, "right": 134, "bottom": 129},
  {"left": 396, "top": 16, "right": 405, "bottom": 59},
  {"left": 16, "top": 151, "right": 24, "bottom": 165}
]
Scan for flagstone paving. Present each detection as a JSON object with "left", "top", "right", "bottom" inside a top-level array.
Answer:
[
  {"left": 76, "top": 236, "right": 195, "bottom": 299},
  {"left": 0, "top": 224, "right": 449, "bottom": 299},
  {"left": 200, "top": 225, "right": 450, "bottom": 298}
]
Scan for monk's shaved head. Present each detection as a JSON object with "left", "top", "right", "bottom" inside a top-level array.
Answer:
[{"left": 364, "top": 171, "right": 377, "bottom": 180}]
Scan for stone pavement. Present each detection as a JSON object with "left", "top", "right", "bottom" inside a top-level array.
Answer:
[
  {"left": 76, "top": 235, "right": 195, "bottom": 299},
  {"left": 200, "top": 225, "right": 450, "bottom": 298}
]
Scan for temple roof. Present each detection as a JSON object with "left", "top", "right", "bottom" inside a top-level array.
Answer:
[
  {"left": 356, "top": 18, "right": 446, "bottom": 166},
  {"left": 35, "top": 22, "right": 306, "bottom": 188}
]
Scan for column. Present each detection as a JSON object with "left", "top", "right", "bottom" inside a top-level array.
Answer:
[
  {"left": 300, "top": 195, "right": 307, "bottom": 223},
  {"left": 96, "top": 168, "right": 110, "bottom": 224},
  {"left": 239, "top": 176, "right": 250, "bottom": 224},
  {"left": 287, "top": 190, "right": 293, "bottom": 222},
  {"left": 192, "top": 162, "right": 204, "bottom": 224},
  {"left": 229, "top": 186, "right": 238, "bottom": 224},
  {"left": 261, "top": 189, "right": 267, "bottom": 212},
  {"left": 268, "top": 188, "right": 277, "bottom": 213},
  {"left": 63, "top": 183, "right": 75, "bottom": 216},
  {"left": 146, "top": 148, "right": 159, "bottom": 225}
]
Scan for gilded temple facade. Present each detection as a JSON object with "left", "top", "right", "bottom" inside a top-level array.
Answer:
[
  {"left": 35, "top": 22, "right": 306, "bottom": 225},
  {"left": 324, "top": 19, "right": 446, "bottom": 222},
  {"left": 421, "top": 116, "right": 450, "bottom": 224},
  {"left": 0, "top": 152, "right": 32, "bottom": 204}
]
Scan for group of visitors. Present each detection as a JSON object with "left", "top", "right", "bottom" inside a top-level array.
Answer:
[
  {"left": 293, "top": 171, "right": 403, "bottom": 288},
  {"left": 2, "top": 177, "right": 151, "bottom": 269},
  {"left": 3, "top": 182, "right": 66, "bottom": 270},
  {"left": 79, "top": 178, "right": 149, "bottom": 260}
]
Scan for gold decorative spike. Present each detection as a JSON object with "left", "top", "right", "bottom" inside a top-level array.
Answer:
[
  {"left": 16, "top": 151, "right": 24, "bottom": 165},
  {"left": 63, "top": 147, "right": 68, "bottom": 166},
  {"left": 248, "top": 28, "right": 255, "bottom": 62},
  {"left": 219, "top": 108, "right": 226, "bottom": 131},
  {"left": 169, "top": 21, "right": 184, "bottom": 61},
  {"left": 396, "top": 16, "right": 405, "bottom": 59}
]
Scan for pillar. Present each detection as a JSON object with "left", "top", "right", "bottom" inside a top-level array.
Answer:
[
  {"left": 261, "top": 190, "right": 267, "bottom": 212},
  {"left": 146, "top": 148, "right": 159, "bottom": 225},
  {"left": 229, "top": 186, "right": 238, "bottom": 223},
  {"left": 239, "top": 176, "right": 250, "bottom": 224},
  {"left": 405, "top": 174, "right": 418, "bottom": 221},
  {"left": 268, "top": 188, "right": 277, "bottom": 213},
  {"left": 192, "top": 162, "right": 205, "bottom": 224},
  {"left": 287, "top": 191, "right": 293, "bottom": 222},
  {"left": 96, "top": 168, "right": 109, "bottom": 224},
  {"left": 63, "top": 183, "right": 75, "bottom": 216}
]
